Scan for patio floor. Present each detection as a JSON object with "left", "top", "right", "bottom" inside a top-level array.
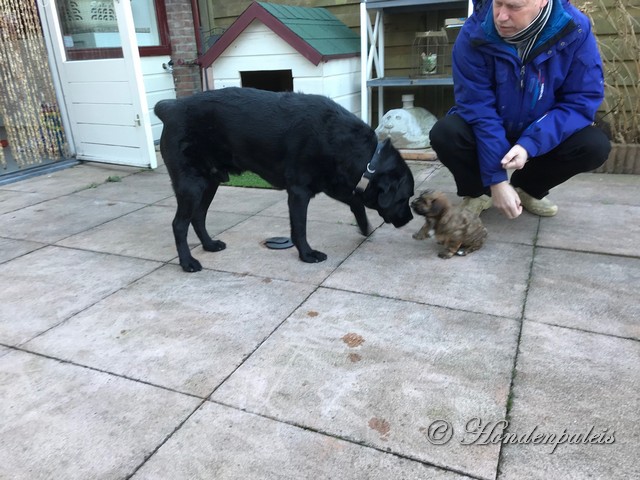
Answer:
[{"left": 0, "top": 155, "right": 638, "bottom": 479}]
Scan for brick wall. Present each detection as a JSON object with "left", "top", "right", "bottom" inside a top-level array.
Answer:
[{"left": 165, "top": 0, "right": 202, "bottom": 97}]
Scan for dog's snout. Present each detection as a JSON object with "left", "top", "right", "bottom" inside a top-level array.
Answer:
[{"left": 392, "top": 210, "right": 413, "bottom": 227}]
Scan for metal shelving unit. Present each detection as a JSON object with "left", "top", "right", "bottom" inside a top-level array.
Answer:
[{"left": 360, "top": 0, "right": 472, "bottom": 124}]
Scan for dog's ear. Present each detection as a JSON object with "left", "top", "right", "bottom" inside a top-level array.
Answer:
[
  {"left": 378, "top": 175, "right": 411, "bottom": 208},
  {"left": 428, "top": 197, "right": 447, "bottom": 216},
  {"left": 378, "top": 181, "right": 394, "bottom": 208},
  {"left": 374, "top": 138, "right": 401, "bottom": 173},
  {"left": 380, "top": 137, "right": 392, "bottom": 152}
]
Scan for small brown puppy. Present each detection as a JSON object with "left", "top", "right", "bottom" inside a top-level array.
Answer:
[{"left": 411, "top": 190, "right": 488, "bottom": 259}]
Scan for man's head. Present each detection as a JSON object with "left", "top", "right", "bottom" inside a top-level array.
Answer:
[{"left": 493, "top": 0, "right": 549, "bottom": 37}]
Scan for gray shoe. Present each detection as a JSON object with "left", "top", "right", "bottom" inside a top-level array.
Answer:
[
  {"left": 515, "top": 187, "right": 558, "bottom": 216},
  {"left": 460, "top": 194, "right": 492, "bottom": 215}
]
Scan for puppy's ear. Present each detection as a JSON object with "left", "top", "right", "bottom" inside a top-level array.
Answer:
[{"left": 428, "top": 197, "right": 447, "bottom": 216}]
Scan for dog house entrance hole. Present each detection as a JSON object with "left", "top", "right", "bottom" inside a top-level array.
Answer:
[{"left": 241, "top": 70, "right": 293, "bottom": 92}]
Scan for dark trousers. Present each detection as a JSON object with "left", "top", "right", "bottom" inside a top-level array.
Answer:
[{"left": 429, "top": 114, "right": 611, "bottom": 199}]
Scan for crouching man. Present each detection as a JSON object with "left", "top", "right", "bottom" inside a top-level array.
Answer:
[{"left": 430, "top": 0, "right": 611, "bottom": 218}]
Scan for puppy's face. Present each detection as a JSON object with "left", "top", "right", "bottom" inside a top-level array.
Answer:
[{"left": 411, "top": 190, "right": 450, "bottom": 219}]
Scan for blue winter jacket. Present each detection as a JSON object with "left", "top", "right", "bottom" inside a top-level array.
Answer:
[{"left": 450, "top": 0, "right": 605, "bottom": 187}]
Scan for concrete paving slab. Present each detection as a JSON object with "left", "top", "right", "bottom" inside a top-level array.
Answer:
[
  {"left": 56, "top": 205, "right": 247, "bottom": 263},
  {"left": 323, "top": 221, "right": 534, "bottom": 319},
  {"left": 0, "top": 246, "right": 161, "bottom": 345},
  {"left": 213, "top": 288, "right": 519, "bottom": 479},
  {"left": 151, "top": 151, "right": 167, "bottom": 173},
  {"left": 210, "top": 186, "right": 286, "bottom": 215},
  {"left": 499, "top": 321, "right": 640, "bottom": 479},
  {"left": 417, "top": 164, "right": 457, "bottom": 194},
  {"left": 156, "top": 185, "right": 286, "bottom": 215},
  {"left": 0, "top": 349, "right": 200, "bottom": 480},
  {"left": 73, "top": 170, "right": 174, "bottom": 204},
  {"left": 0, "top": 237, "right": 44, "bottom": 264},
  {"left": 0, "top": 194, "right": 144, "bottom": 243},
  {"left": 480, "top": 209, "right": 539, "bottom": 246},
  {"left": 408, "top": 160, "right": 439, "bottom": 187},
  {"left": 525, "top": 248, "right": 640, "bottom": 340},
  {"left": 0, "top": 160, "right": 637, "bottom": 479},
  {"left": 258, "top": 192, "right": 385, "bottom": 229},
  {"left": 537, "top": 203, "right": 640, "bottom": 257},
  {"left": 152, "top": 163, "right": 168, "bottom": 174},
  {"left": 419, "top": 170, "right": 640, "bottom": 250},
  {"left": 418, "top": 168, "right": 640, "bottom": 208},
  {"left": 550, "top": 173, "right": 640, "bottom": 206},
  {"left": 193, "top": 215, "right": 368, "bottom": 284},
  {"left": 1, "top": 162, "right": 139, "bottom": 195},
  {"left": 133, "top": 401, "right": 466, "bottom": 480},
  {"left": 0, "top": 189, "right": 52, "bottom": 215},
  {"left": 24, "top": 266, "right": 316, "bottom": 397}
]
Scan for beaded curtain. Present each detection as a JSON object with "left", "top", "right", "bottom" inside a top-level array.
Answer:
[{"left": 0, "top": 0, "right": 68, "bottom": 168}]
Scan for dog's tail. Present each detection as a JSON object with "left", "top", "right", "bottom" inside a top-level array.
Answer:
[{"left": 153, "top": 99, "right": 178, "bottom": 123}]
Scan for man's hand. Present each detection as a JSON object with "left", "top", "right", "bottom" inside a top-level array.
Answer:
[
  {"left": 501, "top": 144, "right": 529, "bottom": 170},
  {"left": 490, "top": 181, "right": 522, "bottom": 219}
]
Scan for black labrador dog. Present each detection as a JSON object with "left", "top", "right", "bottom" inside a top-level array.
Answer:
[{"left": 154, "top": 87, "right": 414, "bottom": 272}]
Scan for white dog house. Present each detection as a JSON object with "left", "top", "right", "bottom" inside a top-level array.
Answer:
[{"left": 200, "top": 2, "right": 362, "bottom": 115}]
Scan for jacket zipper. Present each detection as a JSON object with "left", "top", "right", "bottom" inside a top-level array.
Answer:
[{"left": 512, "top": 62, "right": 527, "bottom": 136}]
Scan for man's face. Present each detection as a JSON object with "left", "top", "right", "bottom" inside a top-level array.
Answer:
[{"left": 493, "top": 0, "right": 549, "bottom": 37}]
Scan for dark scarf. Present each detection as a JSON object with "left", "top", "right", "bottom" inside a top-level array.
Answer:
[{"left": 500, "top": 1, "right": 553, "bottom": 62}]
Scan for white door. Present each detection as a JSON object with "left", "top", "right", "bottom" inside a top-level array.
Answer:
[{"left": 38, "top": 0, "right": 156, "bottom": 168}]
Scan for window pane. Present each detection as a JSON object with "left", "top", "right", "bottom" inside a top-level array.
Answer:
[
  {"left": 132, "top": 0, "right": 160, "bottom": 47},
  {"left": 58, "top": 0, "right": 123, "bottom": 59},
  {"left": 57, "top": 0, "right": 160, "bottom": 60}
]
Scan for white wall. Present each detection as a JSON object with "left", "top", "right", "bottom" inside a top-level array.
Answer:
[
  {"left": 207, "top": 20, "right": 361, "bottom": 116},
  {"left": 318, "top": 57, "right": 362, "bottom": 117},
  {"left": 141, "top": 56, "right": 176, "bottom": 141}
]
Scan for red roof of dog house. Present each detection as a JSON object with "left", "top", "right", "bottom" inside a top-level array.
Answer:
[{"left": 199, "top": 1, "right": 361, "bottom": 68}]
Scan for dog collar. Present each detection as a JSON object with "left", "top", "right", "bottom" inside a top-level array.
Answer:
[{"left": 354, "top": 142, "right": 384, "bottom": 194}]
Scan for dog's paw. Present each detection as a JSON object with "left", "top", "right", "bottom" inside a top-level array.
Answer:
[
  {"left": 300, "top": 250, "right": 327, "bottom": 263},
  {"left": 438, "top": 250, "right": 454, "bottom": 259},
  {"left": 413, "top": 227, "right": 434, "bottom": 240},
  {"left": 180, "top": 257, "right": 203, "bottom": 272},
  {"left": 359, "top": 223, "right": 373, "bottom": 237},
  {"left": 203, "top": 239, "right": 226, "bottom": 252}
]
